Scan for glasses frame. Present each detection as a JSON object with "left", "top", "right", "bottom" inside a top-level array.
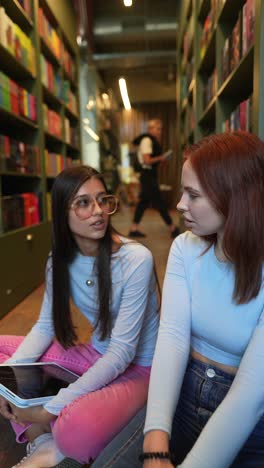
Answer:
[{"left": 70, "top": 194, "right": 119, "bottom": 220}]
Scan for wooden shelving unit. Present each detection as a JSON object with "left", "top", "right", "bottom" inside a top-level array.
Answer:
[
  {"left": 0, "top": 0, "right": 81, "bottom": 317},
  {"left": 177, "top": 0, "right": 264, "bottom": 156}
]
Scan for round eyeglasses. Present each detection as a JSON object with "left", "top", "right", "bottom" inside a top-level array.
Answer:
[{"left": 70, "top": 194, "right": 118, "bottom": 220}]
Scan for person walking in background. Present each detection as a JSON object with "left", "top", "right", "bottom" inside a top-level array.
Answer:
[
  {"left": 0, "top": 165, "right": 159, "bottom": 467},
  {"left": 99, "top": 117, "right": 121, "bottom": 193},
  {"left": 129, "top": 119, "right": 179, "bottom": 239},
  {"left": 92, "top": 131, "right": 264, "bottom": 467}
]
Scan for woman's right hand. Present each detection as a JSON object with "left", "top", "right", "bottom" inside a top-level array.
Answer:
[{"left": 0, "top": 395, "right": 16, "bottom": 421}]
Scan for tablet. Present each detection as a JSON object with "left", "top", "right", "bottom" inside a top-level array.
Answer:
[{"left": 0, "top": 362, "right": 79, "bottom": 408}]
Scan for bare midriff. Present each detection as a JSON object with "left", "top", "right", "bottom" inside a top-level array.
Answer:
[{"left": 190, "top": 349, "right": 238, "bottom": 376}]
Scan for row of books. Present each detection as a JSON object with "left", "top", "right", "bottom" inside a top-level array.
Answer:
[
  {"left": 200, "top": 0, "right": 218, "bottom": 61},
  {"left": 38, "top": 7, "right": 61, "bottom": 60},
  {"left": 65, "top": 119, "right": 79, "bottom": 148},
  {"left": 44, "top": 150, "right": 69, "bottom": 177},
  {"left": 222, "top": 96, "right": 253, "bottom": 132},
  {"left": 63, "top": 46, "right": 76, "bottom": 83},
  {"left": 38, "top": 8, "right": 76, "bottom": 81},
  {"left": 0, "top": 71, "right": 37, "bottom": 121},
  {"left": 41, "top": 54, "right": 62, "bottom": 100},
  {"left": 0, "top": 7, "right": 35, "bottom": 75},
  {"left": 0, "top": 134, "right": 40, "bottom": 174},
  {"left": 221, "top": 0, "right": 255, "bottom": 83},
  {"left": 42, "top": 104, "right": 62, "bottom": 139},
  {"left": 17, "top": 0, "right": 32, "bottom": 18},
  {"left": 2, "top": 192, "right": 40, "bottom": 232},
  {"left": 45, "top": 150, "right": 80, "bottom": 178},
  {"left": 203, "top": 68, "right": 217, "bottom": 109},
  {"left": 40, "top": 56, "right": 78, "bottom": 115},
  {"left": 64, "top": 81, "right": 78, "bottom": 115}
]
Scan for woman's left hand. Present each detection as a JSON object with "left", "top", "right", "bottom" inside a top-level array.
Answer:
[{"left": 9, "top": 403, "right": 56, "bottom": 425}]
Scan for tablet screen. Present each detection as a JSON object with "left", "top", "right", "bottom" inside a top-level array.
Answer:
[{"left": 0, "top": 363, "right": 78, "bottom": 400}]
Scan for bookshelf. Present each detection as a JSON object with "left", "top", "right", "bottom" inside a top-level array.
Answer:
[
  {"left": 0, "top": 0, "right": 81, "bottom": 317},
  {"left": 177, "top": 0, "right": 264, "bottom": 160}
]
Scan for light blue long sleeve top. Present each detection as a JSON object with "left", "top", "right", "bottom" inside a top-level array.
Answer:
[
  {"left": 145, "top": 231, "right": 264, "bottom": 467},
  {"left": 9, "top": 239, "right": 159, "bottom": 415}
]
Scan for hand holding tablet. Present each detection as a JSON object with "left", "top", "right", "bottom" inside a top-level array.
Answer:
[{"left": 0, "top": 362, "right": 79, "bottom": 408}]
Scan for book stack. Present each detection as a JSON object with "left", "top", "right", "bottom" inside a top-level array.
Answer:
[
  {"left": 62, "top": 45, "right": 76, "bottom": 82},
  {"left": 221, "top": 0, "right": 255, "bottom": 83},
  {"left": 222, "top": 96, "right": 253, "bottom": 132},
  {"left": 0, "top": 7, "right": 35, "bottom": 74},
  {"left": 0, "top": 71, "right": 37, "bottom": 121},
  {"left": 44, "top": 149, "right": 65, "bottom": 176},
  {"left": 40, "top": 55, "right": 63, "bottom": 100},
  {"left": 203, "top": 68, "right": 217, "bottom": 109},
  {"left": 2, "top": 192, "right": 40, "bottom": 232},
  {"left": 0, "top": 134, "right": 40, "bottom": 173},
  {"left": 42, "top": 104, "right": 62, "bottom": 138},
  {"left": 38, "top": 8, "right": 62, "bottom": 60}
]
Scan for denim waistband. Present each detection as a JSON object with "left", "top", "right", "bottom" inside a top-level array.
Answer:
[{"left": 187, "top": 356, "right": 235, "bottom": 385}]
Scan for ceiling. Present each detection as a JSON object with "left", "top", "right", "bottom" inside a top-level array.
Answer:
[{"left": 75, "top": 0, "right": 180, "bottom": 106}]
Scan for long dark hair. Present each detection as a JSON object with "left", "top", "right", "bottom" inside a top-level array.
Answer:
[
  {"left": 183, "top": 131, "right": 264, "bottom": 303},
  {"left": 51, "top": 165, "right": 113, "bottom": 348}
]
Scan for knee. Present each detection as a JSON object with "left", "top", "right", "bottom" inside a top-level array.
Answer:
[{"left": 52, "top": 396, "right": 109, "bottom": 463}]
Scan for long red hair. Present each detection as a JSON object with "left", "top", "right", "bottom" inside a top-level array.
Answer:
[{"left": 183, "top": 131, "right": 264, "bottom": 303}]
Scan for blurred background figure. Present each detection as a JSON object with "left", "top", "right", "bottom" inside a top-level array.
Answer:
[
  {"left": 129, "top": 119, "right": 179, "bottom": 239},
  {"left": 99, "top": 117, "right": 121, "bottom": 193}
]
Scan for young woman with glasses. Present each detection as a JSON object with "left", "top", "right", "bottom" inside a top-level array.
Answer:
[{"left": 0, "top": 165, "right": 159, "bottom": 467}]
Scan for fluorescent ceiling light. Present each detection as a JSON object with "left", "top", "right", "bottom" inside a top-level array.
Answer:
[
  {"left": 124, "top": 0, "right": 133, "bottom": 6},
  {"left": 146, "top": 22, "right": 178, "bottom": 31},
  {"left": 84, "top": 125, "right": 100, "bottom": 141},
  {"left": 118, "top": 78, "right": 131, "bottom": 110},
  {"left": 94, "top": 25, "right": 122, "bottom": 35}
]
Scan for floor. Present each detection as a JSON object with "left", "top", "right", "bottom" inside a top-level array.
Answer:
[{"left": 0, "top": 206, "right": 179, "bottom": 468}]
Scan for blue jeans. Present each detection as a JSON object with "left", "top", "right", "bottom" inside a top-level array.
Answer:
[{"left": 92, "top": 358, "right": 264, "bottom": 467}]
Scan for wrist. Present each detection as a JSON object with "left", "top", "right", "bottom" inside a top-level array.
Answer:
[
  {"left": 144, "top": 430, "right": 169, "bottom": 452},
  {"left": 139, "top": 451, "right": 176, "bottom": 467}
]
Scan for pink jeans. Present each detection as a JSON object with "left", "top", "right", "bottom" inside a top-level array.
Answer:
[{"left": 0, "top": 336, "right": 150, "bottom": 463}]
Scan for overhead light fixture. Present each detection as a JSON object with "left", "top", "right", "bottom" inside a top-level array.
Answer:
[
  {"left": 124, "top": 0, "right": 133, "bottom": 6},
  {"left": 118, "top": 78, "right": 131, "bottom": 110},
  {"left": 84, "top": 125, "right": 100, "bottom": 141}
]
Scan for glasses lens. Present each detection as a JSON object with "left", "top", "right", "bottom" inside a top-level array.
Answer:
[
  {"left": 72, "top": 196, "right": 92, "bottom": 219},
  {"left": 99, "top": 195, "right": 117, "bottom": 214}
]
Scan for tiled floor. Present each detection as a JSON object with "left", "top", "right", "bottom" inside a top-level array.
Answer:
[{"left": 0, "top": 206, "right": 179, "bottom": 468}]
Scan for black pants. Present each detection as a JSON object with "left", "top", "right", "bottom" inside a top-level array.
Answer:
[{"left": 133, "top": 170, "right": 172, "bottom": 225}]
